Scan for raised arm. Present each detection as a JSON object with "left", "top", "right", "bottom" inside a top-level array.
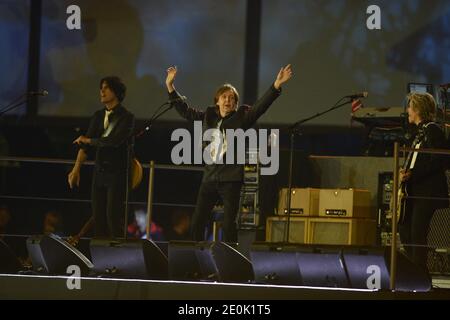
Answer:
[
  {"left": 243, "top": 64, "right": 293, "bottom": 128},
  {"left": 165, "top": 66, "right": 204, "bottom": 121},
  {"left": 166, "top": 66, "right": 177, "bottom": 93}
]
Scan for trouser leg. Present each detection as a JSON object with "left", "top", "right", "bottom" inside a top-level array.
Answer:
[
  {"left": 106, "top": 180, "right": 126, "bottom": 238},
  {"left": 410, "top": 200, "right": 434, "bottom": 271},
  {"left": 218, "top": 182, "right": 242, "bottom": 243},
  {"left": 92, "top": 182, "right": 108, "bottom": 237},
  {"left": 191, "top": 182, "right": 218, "bottom": 241}
]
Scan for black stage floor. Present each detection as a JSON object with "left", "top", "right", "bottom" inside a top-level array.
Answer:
[{"left": 1, "top": 274, "right": 450, "bottom": 300}]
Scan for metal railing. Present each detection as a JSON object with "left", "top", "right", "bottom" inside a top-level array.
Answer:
[{"left": 0, "top": 155, "right": 203, "bottom": 239}]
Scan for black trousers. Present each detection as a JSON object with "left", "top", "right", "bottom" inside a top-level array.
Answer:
[
  {"left": 91, "top": 170, "right": 126, "bottom": 238},
  {"left": 191, "top": 181, "right": 242, "bottom": 243},
  {"left": 399, "top": 198, "right": 443, "bottom": 272}
]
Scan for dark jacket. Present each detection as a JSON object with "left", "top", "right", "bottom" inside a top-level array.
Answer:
[
  {"left": 408, "top": 121, "right": 448, "bottom": 200},
  {"left": 82, "top": 105, "right": 135, "bottom": 175},
  {"left": 170, "top": 85, "right": 281, "bottom": 182}
]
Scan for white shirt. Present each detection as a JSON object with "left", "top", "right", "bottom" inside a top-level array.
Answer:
[{"left": 210, "top": 119, "right": 227, "bottom": 163}]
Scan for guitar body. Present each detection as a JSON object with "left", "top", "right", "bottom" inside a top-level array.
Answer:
[
  {"left": 389, "top": 125, "right": 431, "bottom": 225},
  {"left": 396, "top": 182, "right": 408, "bottom": 224},
  {"left": 131, "top": 158, "right": 143, "bottom": 190},
  {"left": 391, "top": 126, "right": 426, "bottom": 224},
  {"left": 389, "top": 181, "right": 408, "bottom": 225}
]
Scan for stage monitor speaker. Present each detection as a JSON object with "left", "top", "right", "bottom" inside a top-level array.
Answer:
[
  {"left": 250, "top": 243, "right": 302, "bottom": 285},
  {"left": 0, "top": 239, "right": 22, "bottom": 274},
  {"left": 168, "top": 241, "right": 254, "bottom": 283},
  {"left": 250, "top": 243, "right": 431, "bottom": 291},
  {"left": 296, "top": 245, "right": 349, "bottom": 288},
  {"left": 211, "top": 241, "right": 254, "bottom": 283},
  {"left": 250, "top": 242, "right": 349, "bottom": 287},
  {"left": 168, "top": 241, "right": 215, "bottom": 281},
  {"left": 342, "top": 246, "right": 390, "bottom": 289},
  {"left": 343, "top": 246, "right": 431, "bottom": 291},
  {"left": 237, "top": 229, "right": 265, "bottom": 259},
  {"left": 90, "top": 238, "right": 168, "bottom": 280},
  {"left": 155, "top": 241, "right": 169, "bottom": 257},
  {"left": 26, "top": 234, "right": 93, "bottom": 275}
]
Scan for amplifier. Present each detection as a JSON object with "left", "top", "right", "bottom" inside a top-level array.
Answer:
[
  {"left": 308, "top": 217, "right": 376, "bottom": 246},
  {"left": 277, "top": 188, "right": 320, "bottom": 216},
  {"left": 266, "top": 216, "right": 308, "bottom": 244},
  {"left": 319, "top": 189, "right": 372, "bottom": 218}
]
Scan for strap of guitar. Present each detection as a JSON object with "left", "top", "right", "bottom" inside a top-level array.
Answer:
[
  {"left": 404, "top": 124, "right": 429, "bottom": 170},
  {"left": 403, "top": 133, "right": 420, "bottom": 170}
]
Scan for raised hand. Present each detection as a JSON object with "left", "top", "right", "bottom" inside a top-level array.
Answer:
[
  {"left": 274, "top": 64, "right": 293, "bottom": 90},
  {"left": 166, "top": 66, "right": 178, "bottom": 92}
]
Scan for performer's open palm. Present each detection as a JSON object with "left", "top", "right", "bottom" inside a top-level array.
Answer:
[
  {"left": 166, "top": 66, "right": 178, "bottom": 87},
  {"left": 274, "top": 64, "right": 293, "bottom": 89}
]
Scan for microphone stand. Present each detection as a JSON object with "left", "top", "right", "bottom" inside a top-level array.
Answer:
[
  {"left": 123, "top": 101, "right": 175, "bottom": 239},
  {"left": 135, "top": 102, "right": 173, "bottom": 138},
  {"left": 440, "top": 85, "right": 449, "bottom": 131},
  {"left": 284, "top": 96, "right": 353, "bottom": 243},
  {"left": 0, "top": 95, "right": 28, "bottom": 117}
]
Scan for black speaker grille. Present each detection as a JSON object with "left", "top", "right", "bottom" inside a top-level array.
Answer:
[{"left": 427, "top": 208, "right": 450, "bottom": 275}]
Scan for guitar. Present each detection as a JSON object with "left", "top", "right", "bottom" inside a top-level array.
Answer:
[
  {"left": 391, "top": 128, "right": 426, "bottom": 223},
  {"left": 131, "top": 158, "right": 143, "bottom": 189},
  {"left": 394, "top": 162, "right": 410, "bottom": 224}
]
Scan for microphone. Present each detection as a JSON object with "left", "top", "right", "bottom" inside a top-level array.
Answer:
[
  {"left": 346, "top": 92, "right": 368, "bottom": 99},
  {"left": 28, "top": 90, "right": 49, "bottom": 96},
  {"left": 169, "top": 95, "right": 187, "bottom": 103}
]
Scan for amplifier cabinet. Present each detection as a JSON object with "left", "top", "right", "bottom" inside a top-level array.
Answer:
[
  {"left": 319, "top": 189, "right": 372, "bottom": 218},
  {"left": 278, "top": 188, "right": 320, "bottom": 216},
  {"left": 308, "top": 217, "right": 376, "bottom": 246},
  {"left": 266, "top": 216, "right": 308, "bottom": 244}
]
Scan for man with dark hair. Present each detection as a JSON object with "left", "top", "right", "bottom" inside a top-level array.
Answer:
[
  {"left": 68, "top": 76, "right": 135, "bottom": 238},
  {"left": 165, "top": 65, "right": 292, "bottom": 243}
]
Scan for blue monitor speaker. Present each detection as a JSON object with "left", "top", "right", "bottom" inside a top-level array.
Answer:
[
  {"left": 90, "top": 238, "right": 168, "bottom": 280},
  {"left": 251, "top": 243, "right": 431, "bottom": 291},
  {"left": 250, "top": 243, "right": 348, "bottom": 287},
  {"left": 168, "top": 241, "right": 254, "bottom": 283},
  {"left": 26, "top": 234, "right": 93, "bottom": 275}
]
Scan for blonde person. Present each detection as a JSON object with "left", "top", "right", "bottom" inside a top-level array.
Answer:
[{"left": 399, "top": 92, "right": 448, "bottom": 272}]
